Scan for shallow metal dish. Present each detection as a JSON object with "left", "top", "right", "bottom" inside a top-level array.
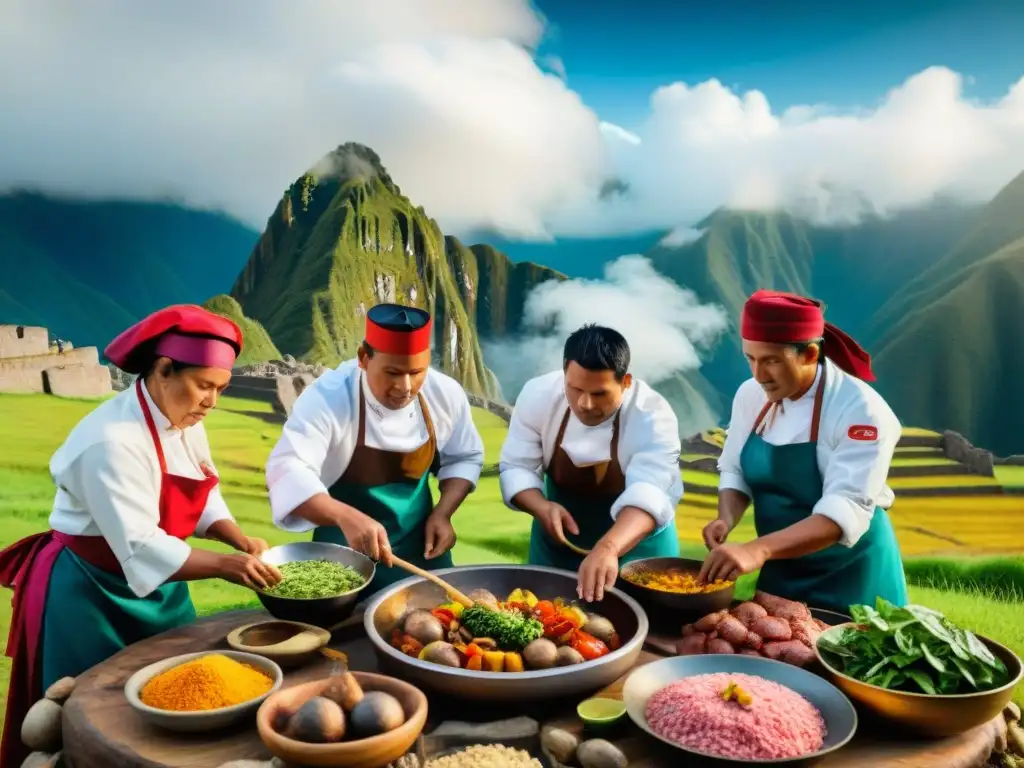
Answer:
[
  {"left": 256, "top": 541, "right": 376, "bottom": 629},
  {"left": 623, "top": 654, "right": 858, "bottom": 764},
  {"left": 816, "top": 622, "right": 1023, "bottom": 738},
  {"left": 364, "top": 564, "right": 648, "bottom": 702},
  {"left": 618, "top": 556, "right": 736, "bottom": 622}
]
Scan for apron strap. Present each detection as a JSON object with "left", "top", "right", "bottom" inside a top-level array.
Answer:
[
  {"left": 809, "top": 363, "right": 827, "bottom": 443},
  {"left": 356, "top": 376, "right": 369, "bottom": 448},
  {"left": 553, "top": 407, "right": 572, "bottom": 452},
  {"left": 135, "top": 378, "right": 168, "bottom": 475},
  {"left": 609, "top": 408, "right": 622, "bottom": 463},
  {"left": 416, "top": 392, "right": 438, "bottom": 444}
]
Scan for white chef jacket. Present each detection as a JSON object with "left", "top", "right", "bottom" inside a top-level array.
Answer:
[
  {"left": 266, "top": 360, "right": 485, "bottom": 532},
  {"left": 48, "top": 382, "right": 233, "bottom": 598},
  {"left": 498, "top": 370, "right": 683, "bottom": 530},
  {"left": 718, "top": 357, "right": 901, "bottom": 548}
]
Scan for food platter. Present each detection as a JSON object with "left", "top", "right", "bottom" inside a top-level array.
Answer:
[{"left": 363, "top": 564, "right": 649, "bottom": 701}]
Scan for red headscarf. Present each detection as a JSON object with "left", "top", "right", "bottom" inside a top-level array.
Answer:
[
  {"left": 105, "top": 304, "right": 243, "bottom": 374},
  {"left": 740, "top": 289, "right": 875, "bottom": 381},
  {"left": 365, "top": 303, "right": 432, "bottom": 355}
]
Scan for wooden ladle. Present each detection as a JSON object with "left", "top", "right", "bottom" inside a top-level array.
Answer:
[{"left": 386, "top": 554, "right": 476, "bottom": 608}]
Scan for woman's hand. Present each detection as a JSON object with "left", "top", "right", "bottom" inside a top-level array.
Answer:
[
  {"left": 424, "top": 511, "right": 457, "bottom": 560},
  {"left": 220, "top": 553, "right": 283, "bottom": 590}
]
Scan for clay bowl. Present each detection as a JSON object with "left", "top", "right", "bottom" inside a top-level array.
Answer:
[
  {"left": 124, "top": 651, "right": 283, "bottom": 732},
  {"left": 618, "top": 556, "right": 735, "bottom": 622},
  {"left": 623, "top": 653, "right": 858, "bottom": 763},
  {"left": 815, "top": 622, "right": 1023, "bottom": 737},
  {"left": 256, "top": 672, "right": 428, "bottom": 768},
  {"left": 256, "top": 541, "right": 376, "bottom": 629},
  {"left": 226, "top": 619, "right": 331, "bottom": 668},
  {"left": 364, "top": 564, "right": 648, "bottom": 702}
]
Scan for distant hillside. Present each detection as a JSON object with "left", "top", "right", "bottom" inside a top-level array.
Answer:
[
  {"left": 0, "top": 192, "right": 258, "bottom": 350},
  {"left": 478, "top": 231, "right": 665, "bottom": 279},
  {"left": 203, "top": 295, "right": 281, "bottom": 364},
  {"left": 229, "top": 144, "right": 564, "bottom": 398}
]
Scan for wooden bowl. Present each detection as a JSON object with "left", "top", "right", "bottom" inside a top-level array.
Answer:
[
  {"left": 256, "top": 672, "right": 428, "bottom": 768},
  {"left": 226, "top": 619, "right": 331, "bottom": 669},
  {"left": 815, "top": 623, "right": 1023, "bottom": 737},
  {"left": 124, "top": 651, "right": 283, "bottom": 732}
]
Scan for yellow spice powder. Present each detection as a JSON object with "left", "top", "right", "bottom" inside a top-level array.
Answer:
[{"left": 140, "top": 653, "right": 273, "bottom": 711}]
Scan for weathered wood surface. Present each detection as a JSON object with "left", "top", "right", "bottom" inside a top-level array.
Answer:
[{"left": 61, "top": 609, "right": 1004, "bottom": 768}]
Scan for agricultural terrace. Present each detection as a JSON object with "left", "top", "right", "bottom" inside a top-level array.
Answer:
[{"left": 0, "top": 392, "right": 1022, "bottom": 734}]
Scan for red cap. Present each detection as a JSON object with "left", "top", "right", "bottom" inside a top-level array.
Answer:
[
  {"left": 741, "top": 289, "right": 875, "bottom": 381},
  {"left": 365, "top": 303, "right": 432, "bottom": 356},
  {"left": 105, "top": 304, "right": 243, "bottom": 374}
]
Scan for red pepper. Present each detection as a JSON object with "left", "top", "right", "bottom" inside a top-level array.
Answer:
[
  {"left": 432, "top": 608, "right": 456, "bottom": 625},
  {"left": 544, "top": 618, "right": 576, "bottom": 639},
  {"left": 506, "top": 601, "right": 531, "bottom": 614},
  {"left": 399, "top": 633, "right": 424, "bottom": 657},
  {"left": 533, "top": 600, "right": 556, "bottom": 619},
  {"left": 570, "top": 630, "right": 609, "bottom": 661},
  {"left": 464, "top": 642, "right": 485, "bottom": 657}
]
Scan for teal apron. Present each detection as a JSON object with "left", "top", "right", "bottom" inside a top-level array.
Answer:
[
  {"left": 314, "top": 380, "right": 452, "bottom": 599},
  {"left": 527, "top": 405, "right": 680, "bottom": 570},
  {"left": 742, "top": 364, "right": 908, "bottom": 615}
]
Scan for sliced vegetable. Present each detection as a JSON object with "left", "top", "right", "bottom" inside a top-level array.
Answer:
[
  {"left": 465, "top": 654, "right": 483, "bottom": 671},
  {"left": 504, "top": 652, "right": 525, "bottom": 672},
  {"left": 570, "top": 630, "right": 610, "bottom": 661},
  {"left": 483, "top": 650, "right": 506, "bottom": 672},
  {"left": 432, "top": 608, "right": 456, "bottom": 626},
  {"left": 507, "top": 588, "right": 539, "bottom": 608}
]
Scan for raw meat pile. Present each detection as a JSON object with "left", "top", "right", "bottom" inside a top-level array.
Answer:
[
  {"left": 676, "top": 591, "right": 829, "bottom": 667},
  {"left": 645, "top": 672, "right": 826, "bottom": 760}
]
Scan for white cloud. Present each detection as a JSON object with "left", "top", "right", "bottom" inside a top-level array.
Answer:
[
  {"left": 483, "top": 255, "right": 728, "bottom": 399},
  {"left": 658, "top": 226, "right": 704, "bottom": 248},
  {"left": 2, "top": 2, "right": 1024, "bottom": 241}
]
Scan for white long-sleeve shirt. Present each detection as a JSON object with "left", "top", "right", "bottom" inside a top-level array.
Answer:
[
  {"left": 717, "top": 358, "right": 901, "bottom": 548},
  {"left": 498, "top": 370, "right": 683, "bottom": 530},
  {"left": 266, "top": 360, "right": 485, "bottom": 532},
  {"left": 49, "top": 382, "right": 233, "bottom": 598}
]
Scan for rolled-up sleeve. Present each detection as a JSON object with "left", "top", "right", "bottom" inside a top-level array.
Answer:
[
  {"left": 610, "top": 397, "right": 683, "bottom": 530},
  {"left": 195, "top": 486, "right": 233, "bottom": 536},
  {"left": 499, "top": 384, "right": 546, "bottom": 509},
  {"left": 718, "top": 384, "right": 754, "bottom": 497},
  {"left": 813, "top": 396, "right": 901, "bottom": 547},
  {"left": 75, "top": 442, "right": 191, "bottom": 598},
  {"left": 265, "top": 385, "right": 336, "bottom": 533},
  {"left": 436, "top": 390, "right": 484, "bottom": 487}
]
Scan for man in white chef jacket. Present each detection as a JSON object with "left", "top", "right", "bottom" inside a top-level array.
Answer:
[
  {"left": 265, "top": 303, "right": 485, "bottom": 597},
  {"left": 500, "top": 324, "right": 683, "bottom": 603},
  {"left": 699, "top": 289, "right": 908, "bottom": 614}
]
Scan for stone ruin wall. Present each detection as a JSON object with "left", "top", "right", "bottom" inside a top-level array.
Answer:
[{"left": 0, "top": 325, "right": 112, "bottom": 399}]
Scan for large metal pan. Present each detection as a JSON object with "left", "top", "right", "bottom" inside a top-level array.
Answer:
[{"left": 363, "top": 564, "right": 649, "bottom": 702}]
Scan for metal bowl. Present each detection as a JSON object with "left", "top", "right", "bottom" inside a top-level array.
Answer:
[
  {"left": 622, "top": 654, "right": 858, "bottom": 763},
  {"left": 815, "top": 622, "right": 1023, "bottom": 737},
  {"left": 256, "top": 542, "right": 376, "bottom": 629},
  {"left": 618, "top": 556, "right": 736, "bottom": 622},
  {"left": 364, "top": 564, "right": 649, "bottom": 702}
]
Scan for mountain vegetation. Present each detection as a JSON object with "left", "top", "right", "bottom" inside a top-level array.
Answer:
[{"left": 202, "top": 294, "right": 281, "bottom": 364}]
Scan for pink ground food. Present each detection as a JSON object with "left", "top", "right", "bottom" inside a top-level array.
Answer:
[{"left": 644, "top": 672, "right": 826, "bottom": 760}]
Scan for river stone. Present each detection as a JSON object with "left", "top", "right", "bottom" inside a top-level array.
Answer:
[
  {"left": 21, "top": 699, "right": 63, "bottom": 753},
  {"left": 21, "top": 752, "right": 59, "bottom": 768},
  {"left": 44, "top": 677, "right": 76, "bottom": 704}
]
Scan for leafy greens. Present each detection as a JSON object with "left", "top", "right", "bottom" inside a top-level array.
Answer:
[{"left": 816, "top": 598, "right": 1010, "bottom": 695}]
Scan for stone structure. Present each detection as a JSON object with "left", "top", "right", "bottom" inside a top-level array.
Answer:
[
  {"left": 942, "top": 430, "right": 996, "bottom": 477},
  {"left": 0, "top": 325, "right": 112, "bottom": 399}
]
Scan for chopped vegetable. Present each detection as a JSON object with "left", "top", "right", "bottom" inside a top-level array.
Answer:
[
  {"left": 507, "top": 588, "right": 539, "bottom": 608},
  {"left": 483, "top": 650, "right": 505, "bottom": 672},
  {"left": 465, "top": 654, "right": 483, "bottom": 671},
  {"left": 817, "top": 598, "right": 1011, "bottom": 695},
  {"left": 263, "top": 559, "right": 366, "bottom": 598},
  {"left": 569, "top": 630, "right": 610, "bottom": 661},
  {"left": 720, "top": 680, "right": 753, "bottom": 707},
  {"left": 461, "top": 605, "right": 544, "bottom": 651},
  {"left": 504, "top": 652, "right": 525, "bottom": 672}
]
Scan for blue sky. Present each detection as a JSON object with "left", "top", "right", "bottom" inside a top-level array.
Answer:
[{"left": 535, "top": 0, "right": 1024, "bottom": 127}]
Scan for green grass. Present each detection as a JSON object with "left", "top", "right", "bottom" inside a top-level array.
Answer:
[
  {"left": 2, "top": 391, "right": 1023, "bottom": 736},
  {"left": 996, "top": 465, "right": 1024, "bottom": 487}
]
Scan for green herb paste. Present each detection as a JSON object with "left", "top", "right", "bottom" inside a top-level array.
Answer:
[{"left": 263, "top": 559, "right": 366, "bottom": 599}]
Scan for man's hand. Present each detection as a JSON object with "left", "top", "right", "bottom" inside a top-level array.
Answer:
[
  {"left": 702, "top": 519, "right": 731, "bottom": 550},
  {"left": 533, "top": 500, "right": 580, "bottom": 545},
  {"left": 338, "top": 508, "right": 393, "bottom": 567},
  {"left": 219, "top": 553, "right": 283, "bottom": 590},
  {"left": 698, "top": 542, "right": 768, "bottom": 584},
  {"left": 240, "top": 536, "right": 271, "bottom": 557},
  {"left": 577, "top": 541, "right": 618, "bottom": 603},
  {"left": 424, "top": 511, "right": 457, "bottom": 560}
]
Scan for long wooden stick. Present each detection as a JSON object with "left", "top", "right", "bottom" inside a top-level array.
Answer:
[{"left": 387, "top": 555, "right": 475, "bottom": 608}]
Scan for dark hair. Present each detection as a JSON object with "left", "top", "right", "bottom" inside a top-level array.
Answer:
[
  {"left": 789, "top": 338, "right": 824, "bottom": 357},
  {"left": 360, "top": 340, "right": 376, "bottom": 358},
  {"left": 563, "top": 324, "right": 630, "bottom": 381}
]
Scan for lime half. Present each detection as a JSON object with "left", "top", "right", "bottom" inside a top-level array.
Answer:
[{"left": 577, "top": 697, "right": 627, "bottom": 723}]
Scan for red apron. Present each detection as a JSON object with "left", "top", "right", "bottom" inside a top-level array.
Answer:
[{"left": 0, "top": 379, "right": 219, "bottom": 767}]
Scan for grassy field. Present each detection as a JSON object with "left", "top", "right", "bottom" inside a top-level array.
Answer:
[{"left": 1, "top": 392, "right": 1022, "bottom": 734}]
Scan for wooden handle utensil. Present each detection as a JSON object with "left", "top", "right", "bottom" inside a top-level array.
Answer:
[{"left": 387, "top": 554, "right": 475, "bottom": 608}]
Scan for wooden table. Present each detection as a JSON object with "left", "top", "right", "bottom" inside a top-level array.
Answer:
[{"left": 61, "top": 609, "right": 1007, "bottom": 768}]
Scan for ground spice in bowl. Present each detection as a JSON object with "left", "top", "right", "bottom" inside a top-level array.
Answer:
[
  {"left": 140, "top": 653, "right": 274, "bottom": 711},
  {"left": 623, "top": 568, "right": 732, "bottom": 594},
  {"left": 425, "top": 744, "right": 543, "bottom": 767},
  {"left": 262, "top": 559, "right": 367, "bottom": 599}
]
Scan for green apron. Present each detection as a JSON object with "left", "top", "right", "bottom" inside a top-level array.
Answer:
[
  {"left": 742, "top": 365, "right": 908, "bottom": 615},
  {"left": 41, "top": 548, "right": 195, "bottom": 689},
  {"left": 527, "top": 405, "right": 680, "bottom": 571},
  {"left": 314, "top": 381, "right": 452, "bottom": 600}
]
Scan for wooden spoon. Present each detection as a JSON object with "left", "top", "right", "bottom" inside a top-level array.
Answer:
[
  {"left": 387, "top": 554, "right": 475, "bottom": 608},
  {"left": 558, "top": 534, "right": 591, "bottom": 557}
]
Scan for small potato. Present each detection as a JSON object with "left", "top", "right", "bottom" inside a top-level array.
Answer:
[{"left": 556, "top": 646, "right": 585, "bottom": 666}]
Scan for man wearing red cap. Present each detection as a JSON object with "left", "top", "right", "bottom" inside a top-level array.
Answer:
[
  {"left": 699, "top": 290, "right": 907, "bottom": 613},
  {"left": 266, "top": 303, "right": 484, "bottom": 597},
  {"left": 0, "top": 305, "right": 282, "bottom": 768}
]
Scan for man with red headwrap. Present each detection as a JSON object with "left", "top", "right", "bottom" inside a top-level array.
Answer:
[
  {"left": 265, "top": 303, "right": 484, "bottom": 598},
  {"left": 698, "top": 290, "right": 907, "bottom": 614},
  {"left": 0, "top": 305, "right": 281, "bottom": 768}
]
